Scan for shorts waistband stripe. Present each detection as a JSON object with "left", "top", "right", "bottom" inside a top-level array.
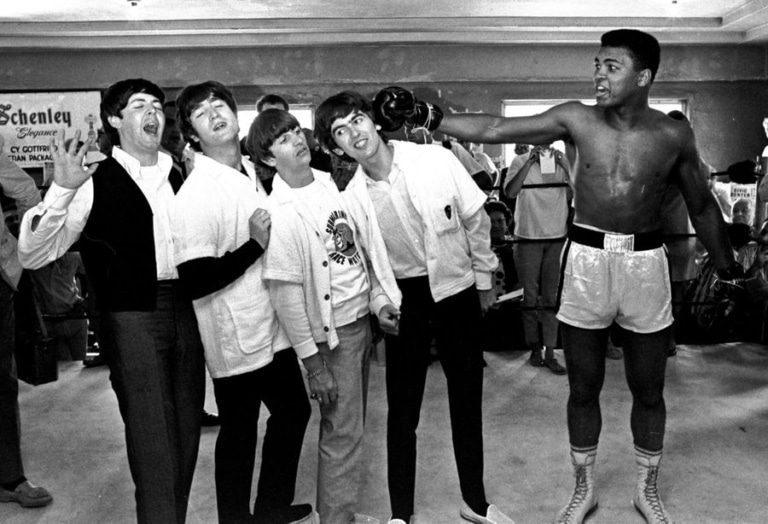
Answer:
[{"left": 568, "top": 225, "right": 663, "bottom": 252}]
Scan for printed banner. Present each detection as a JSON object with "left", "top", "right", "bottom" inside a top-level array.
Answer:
[
  {"left": 731, "top": 182, "right": 757, "bottom": 203},
  {"left": 0, "top": 91, "right": 101, "bottom": 168}
]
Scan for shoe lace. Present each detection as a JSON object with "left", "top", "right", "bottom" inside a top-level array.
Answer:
[
  {"left": 642, "top": 467, "right": 670, "bottom": 523},
  {"left": 559, "top": 465, "right": 589, "bottom": 522}
]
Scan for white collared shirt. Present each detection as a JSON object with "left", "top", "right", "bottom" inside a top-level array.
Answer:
[
  {"left": 365, "top": 162, "right": 428, "bottom": 279},
  {"left": 18, "top": 146, "right": 178, "bottom": 281}
]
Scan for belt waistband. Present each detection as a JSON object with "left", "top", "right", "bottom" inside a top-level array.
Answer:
[{"left": 568, "top": 225, "right": 663, "bottom": 252}]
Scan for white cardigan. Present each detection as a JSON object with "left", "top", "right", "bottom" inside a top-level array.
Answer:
[{"left": 263, "top": 170, "right": 400, "bottom": 359}]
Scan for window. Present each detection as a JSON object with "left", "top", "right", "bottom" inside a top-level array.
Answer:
[
  {"left": 500, "top": 99, "right": 686, "bottom": 166},
  {"left": 237, "top": 104, "right": 315, "bottom": 140}
]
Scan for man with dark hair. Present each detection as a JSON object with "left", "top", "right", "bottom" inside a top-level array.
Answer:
[
  {"left": 315, "top": 90, "right": 514, "bottom": 524},
  {"left": 256, "top": 93, "right": 290, "bottom": 113},
  {"left": 18, "top": 78, "right": 206, "bottom": 524},
  {"left": 172, "top": 81, "right": 316, "bottom": 524},
  {"left": 373, "top": 29, "right": 738, "bottom": 524},
  {"left": 249, "top": 107, "right": 399, "bottom": 524},
  {"left": 255, "top": 93, "right": 334, "bottom": 173},
  {"left": 161, "top": 97, "right": 221, "bottom": 428}
]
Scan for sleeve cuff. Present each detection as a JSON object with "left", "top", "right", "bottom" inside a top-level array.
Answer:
[
  {"left": 370, "top": 294, "right": 391, "bottom": 318},
  {"left": 474, "top": 270, "right": 493, "bottom": 291},
  {"left": 293, "top": 338, "right": 321, "bottom": 360},
  {"left": 45, "top": 182, "right": 79, "bottom": 210}
]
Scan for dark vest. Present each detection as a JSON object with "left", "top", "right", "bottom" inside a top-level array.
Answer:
[{"left": 78, "top": 156, "right": 182, "bottom": 312}]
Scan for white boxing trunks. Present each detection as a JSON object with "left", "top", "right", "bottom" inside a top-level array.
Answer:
[{"left": 556, "top": 224, "right": 673, "bottom": 334}]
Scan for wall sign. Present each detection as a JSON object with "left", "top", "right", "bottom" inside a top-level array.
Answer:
[{"left": 0, "top": 91, "right": 101, "bottom": 168}]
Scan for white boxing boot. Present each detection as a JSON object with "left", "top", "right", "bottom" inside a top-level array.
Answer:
[
  {"left": 633, "top": 447, "right": 675, "bottom": 524},
  {"left": 555, "top": 447, "right": 598, "bottom": 524}
]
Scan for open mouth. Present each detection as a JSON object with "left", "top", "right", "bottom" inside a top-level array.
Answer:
[
  {"left": 595, "top": 85, "right": 609, "bottom": 96},
  {"left": 143, "top": 121, "right": 158, "bottom": 135},
  {"left": 354, "top": 137, "right": 368, "bottom": 149},
  {"left": 213, "top": 121, "right": 227, "bottom": 132}
]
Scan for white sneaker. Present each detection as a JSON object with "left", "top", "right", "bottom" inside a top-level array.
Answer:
[
  {"left": 351, "top": 514, "right": 380, "bottom": 524},
  {"left": 291, "top": 510, "right": 320, "bottom": 524},
  {"left": 460, "top": 501, "right": 516, "bottom": 524}
]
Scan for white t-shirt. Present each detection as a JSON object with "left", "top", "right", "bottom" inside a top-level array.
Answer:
[{"left": 292, "top": 179, "right": 369, "bottom": 326}]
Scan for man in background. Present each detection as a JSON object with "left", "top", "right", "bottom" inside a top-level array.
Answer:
[
  {"left": 0, "top": 134, "right": 52, "bottom": 509},
  {"left": 504, "top": 143, "right": 570, "bottom": 374}
]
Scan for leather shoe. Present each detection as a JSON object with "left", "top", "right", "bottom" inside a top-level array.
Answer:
[
  {"left": 254, "top": 503, "right": 316, "bottom": 523},
  {"left": 201, "top": 410, "right": 220, "bottom": 427},
  {"left": 529, "top": 350, "right": 544, "bottom": 367},
  {"left": 460, "top": 501, "right": 515, "bottom": 524},
  {"left": 352, "top": 514, "right": 380, "bottom": 524},
  {"left": 83, "top": 354, "right": 106, "bottom": 368},
  {"left": 544, "top": 357, "right": 566, "bottom": 375},
  {"left": 0, "top": 480, "right": 53, "bottom": 508}
]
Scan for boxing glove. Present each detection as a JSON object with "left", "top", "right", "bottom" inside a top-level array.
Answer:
[
  {"left": 726, "top": 159, "right": 759, "bottom": 185},
  {"left": 373, "top": 86, "right": 444, "bottom": 133}
]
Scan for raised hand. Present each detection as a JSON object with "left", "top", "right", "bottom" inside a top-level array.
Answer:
[
  {"left": 529, "top": 145, "right": 546, "bottom": 162},
  {"left": 50, "top": 129, "right": 98, "bottom": 189},
  {"left": 248, "top": 208, "right": 271, "bottom": 249},
  {"left": 554, "top": 150, "right": 568, "bottom": 170}
]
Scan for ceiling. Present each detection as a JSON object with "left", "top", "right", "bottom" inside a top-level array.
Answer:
[{"left": 2, "top": 0, "right": 768, "bottom": 50}]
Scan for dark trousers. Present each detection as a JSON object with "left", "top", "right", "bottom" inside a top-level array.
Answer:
[
  {"left": 562, "top": 323, "right": 670, "bottom": 452},
  {"left": 100, "top": 282, "right": 206, "bottom": 524},
  {"left": 0, "top": 279, "right": 24, "bottom": 486},
  {"left": 385, "top": 278, "right": 487, "bottom": 519},
  {"left": 212, "top": 348, "right": 311, "bottom": 524}
]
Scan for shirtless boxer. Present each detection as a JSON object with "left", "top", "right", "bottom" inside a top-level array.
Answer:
[{"left": 373, "top": 29, "right": 740, "bottom": 524}]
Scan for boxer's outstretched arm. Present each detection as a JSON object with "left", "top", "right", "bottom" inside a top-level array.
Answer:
[{"left": 438, "top": 103, "right": 572, "bottom": 146}]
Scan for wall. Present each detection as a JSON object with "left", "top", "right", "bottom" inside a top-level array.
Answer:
[{"left": 3, "top": 43, "right": 768, "bottom": 169}]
